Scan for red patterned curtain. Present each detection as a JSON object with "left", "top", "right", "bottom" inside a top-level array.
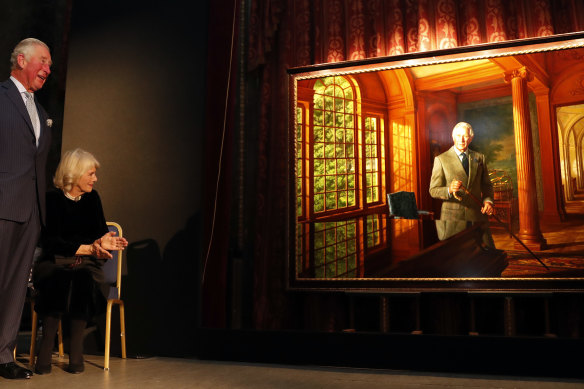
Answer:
[
  {"left": 239, "top": 0, "right": 584, "bottom": 329},
  {"left": 248, "top": 0, "right": 584, "bottom": 69}
]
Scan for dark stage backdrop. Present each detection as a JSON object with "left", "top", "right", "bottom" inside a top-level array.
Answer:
[{"left": 61, "top": 0, "right": 209, "bottom": 356}]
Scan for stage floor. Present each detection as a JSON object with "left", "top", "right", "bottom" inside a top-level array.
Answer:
[{"left": 2, "top": 353, "right": 583, "bottom": 389}]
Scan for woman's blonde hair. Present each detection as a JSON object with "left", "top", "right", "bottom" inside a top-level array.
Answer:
[{"left": 53, "top": 148, "right": 100, "bottom": 192}]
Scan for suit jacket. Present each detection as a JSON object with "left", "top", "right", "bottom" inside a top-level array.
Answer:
[
  {"left": 0, "top": 78, "right": 51, "bottom": 224},
  {"left": 429, "top": 146, "right": 494, "bottom": 222}
]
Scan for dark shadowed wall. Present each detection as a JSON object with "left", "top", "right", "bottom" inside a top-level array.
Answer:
[
  {"left": 63, "top": 1, "right": 207, "bottom": 249},
  {"left": 62, "top": 1, "right": 209, "bottom": 356}
]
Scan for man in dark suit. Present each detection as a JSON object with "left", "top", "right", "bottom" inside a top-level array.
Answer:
[
  {"left": 429, "top": 121, "right": 495, "bottom": 248},
  {"left": 0, "top": 38, "right": 52, "bottom": 380}
]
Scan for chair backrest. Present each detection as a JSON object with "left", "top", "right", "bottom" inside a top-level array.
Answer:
[
  {"left": 387, "top": 191, "right": 419, "bottom": 219},
  {"left": 103, "top": 222, "right": 123, "bottom": 300}
]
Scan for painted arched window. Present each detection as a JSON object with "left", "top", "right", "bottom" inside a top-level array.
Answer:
[
  {"left": 296, "top": 75, "right": 387, "bottom": 278},
  {"left": 312, "top": 76, "right": 359, "bottom": 213}
]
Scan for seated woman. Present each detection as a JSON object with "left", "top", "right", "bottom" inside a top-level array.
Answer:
[{"left": 33, "top": 148, "right": 128, "bottom": 374}]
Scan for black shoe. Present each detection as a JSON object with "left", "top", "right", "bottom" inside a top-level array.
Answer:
[
  {"left": 67, "top": 363, "right": 84, "bottom": 374},
  {"left": 0, "top": 362, "right": 33, "bottom": 379},
  {"left": 34, "top": 364, "right": 51, "bottom": 375}
]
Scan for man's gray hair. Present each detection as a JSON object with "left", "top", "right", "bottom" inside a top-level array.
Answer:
[
  {"left": 10, "top": 38, "right": 50, "bottom": 70},
  {"left": 452, "top": 121, "right": 474, "bottom": 137}
]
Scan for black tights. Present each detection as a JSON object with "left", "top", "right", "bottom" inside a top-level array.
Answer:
[
  {"left": 69, "top": 318, "right": 86, "bottom": 367},
  {"left": 36, "top": 315, "right": 87, "bottom": 368}
]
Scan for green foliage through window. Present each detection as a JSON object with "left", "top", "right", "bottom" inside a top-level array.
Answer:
[
  {"left": 365, "top": 116, "right": 380, "bottom": 203},
  {"left": 295, "top": 76, "right": 387, "bottom": 279},
  {"left": 313, "top": 76, "right": 357, "bottom": 213},
  {"left": 312, "top": 220, "right": 358, "bottom": 278}
]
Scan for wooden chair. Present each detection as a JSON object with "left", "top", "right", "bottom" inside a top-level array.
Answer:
[
  {"left": 103, "top": 222, "right": 127, "bottom": 370},
  {"left": 29, "top": 222, "right": 126, "bottom": 371}
]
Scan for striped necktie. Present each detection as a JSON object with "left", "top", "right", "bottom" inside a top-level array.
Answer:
[{"left": 24, "top": 91, "right": 40, "bottom": 146}]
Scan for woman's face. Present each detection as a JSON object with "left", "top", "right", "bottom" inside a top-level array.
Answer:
[{"left": 72, "top": 167, "right": 97, "bottom": 196}]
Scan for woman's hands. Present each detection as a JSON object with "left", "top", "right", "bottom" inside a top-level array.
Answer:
[
  {"left": 99, "top": 231, "right": 129, "bottom": 251},
  {"left": 90, "top": 240, "right": 112, "bottom": 259},
  {"left": 76, "top": 232, "right": 128, "bottom": 259}
]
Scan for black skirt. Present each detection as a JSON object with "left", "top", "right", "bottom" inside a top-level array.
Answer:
[{"left": 33, "top": 256, "right": 108, "bottom": 320}]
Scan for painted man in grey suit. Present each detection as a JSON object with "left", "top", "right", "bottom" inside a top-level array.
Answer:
[
  {"left": 429, "top": 122, "right": 495, "bottom": 248},
  {"left": 0, "top": 38, "right": 52, "bottom": 379}
]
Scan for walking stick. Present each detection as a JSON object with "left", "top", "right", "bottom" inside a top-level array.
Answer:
[{"left": 453, "top": 182, "right": 549, "bottom": 271}]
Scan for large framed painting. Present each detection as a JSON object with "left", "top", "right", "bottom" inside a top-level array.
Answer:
[{"left": 287, "top": 32, "right": 584, "bottom": 292}]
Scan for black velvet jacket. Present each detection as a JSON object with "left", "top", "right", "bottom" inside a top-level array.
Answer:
[{"left": 41, "top": 189, "right": 109, "bottom": 260}]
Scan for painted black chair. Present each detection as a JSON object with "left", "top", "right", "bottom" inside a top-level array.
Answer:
[{"left": 387, "top": 191, "right": 433, "bottom": 219}]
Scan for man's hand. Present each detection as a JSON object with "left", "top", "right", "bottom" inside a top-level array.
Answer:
[
  {"left": 481, "top": 201, "right": 494, "bottom": 216},
  {"left": 449, "top": 179, "right": 462, "bottom": 195}
]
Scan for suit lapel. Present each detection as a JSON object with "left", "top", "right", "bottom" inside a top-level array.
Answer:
[
  {"left": 447, "top": 146, "right": 468, "bottom": 182},
  {"left": 36, "top": 104, "right": 50, "bottom": 152},
  {"left": 467, "top": 150, "right": 479, "bottom": 187},
  {"left": 2, "top": 80, "right": 37, "bottom": 138}
]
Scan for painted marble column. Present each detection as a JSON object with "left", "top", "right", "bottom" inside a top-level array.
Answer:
[
  {"left": 505, "top": 67, "right": 547, "bottom": 250},
  {"left": 534, "top": 89, "right": 565, "bottom": 222},
  {"left": 577, "top": 140, "right": 584, "bottom": 190}
]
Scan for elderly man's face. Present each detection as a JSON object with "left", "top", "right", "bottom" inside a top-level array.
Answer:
[
  {"left": 18, "top": 44, "right": 52, "bottom": 92},
  {"left": 452, "top": 126, "right": 473, "bottom": 152}
]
